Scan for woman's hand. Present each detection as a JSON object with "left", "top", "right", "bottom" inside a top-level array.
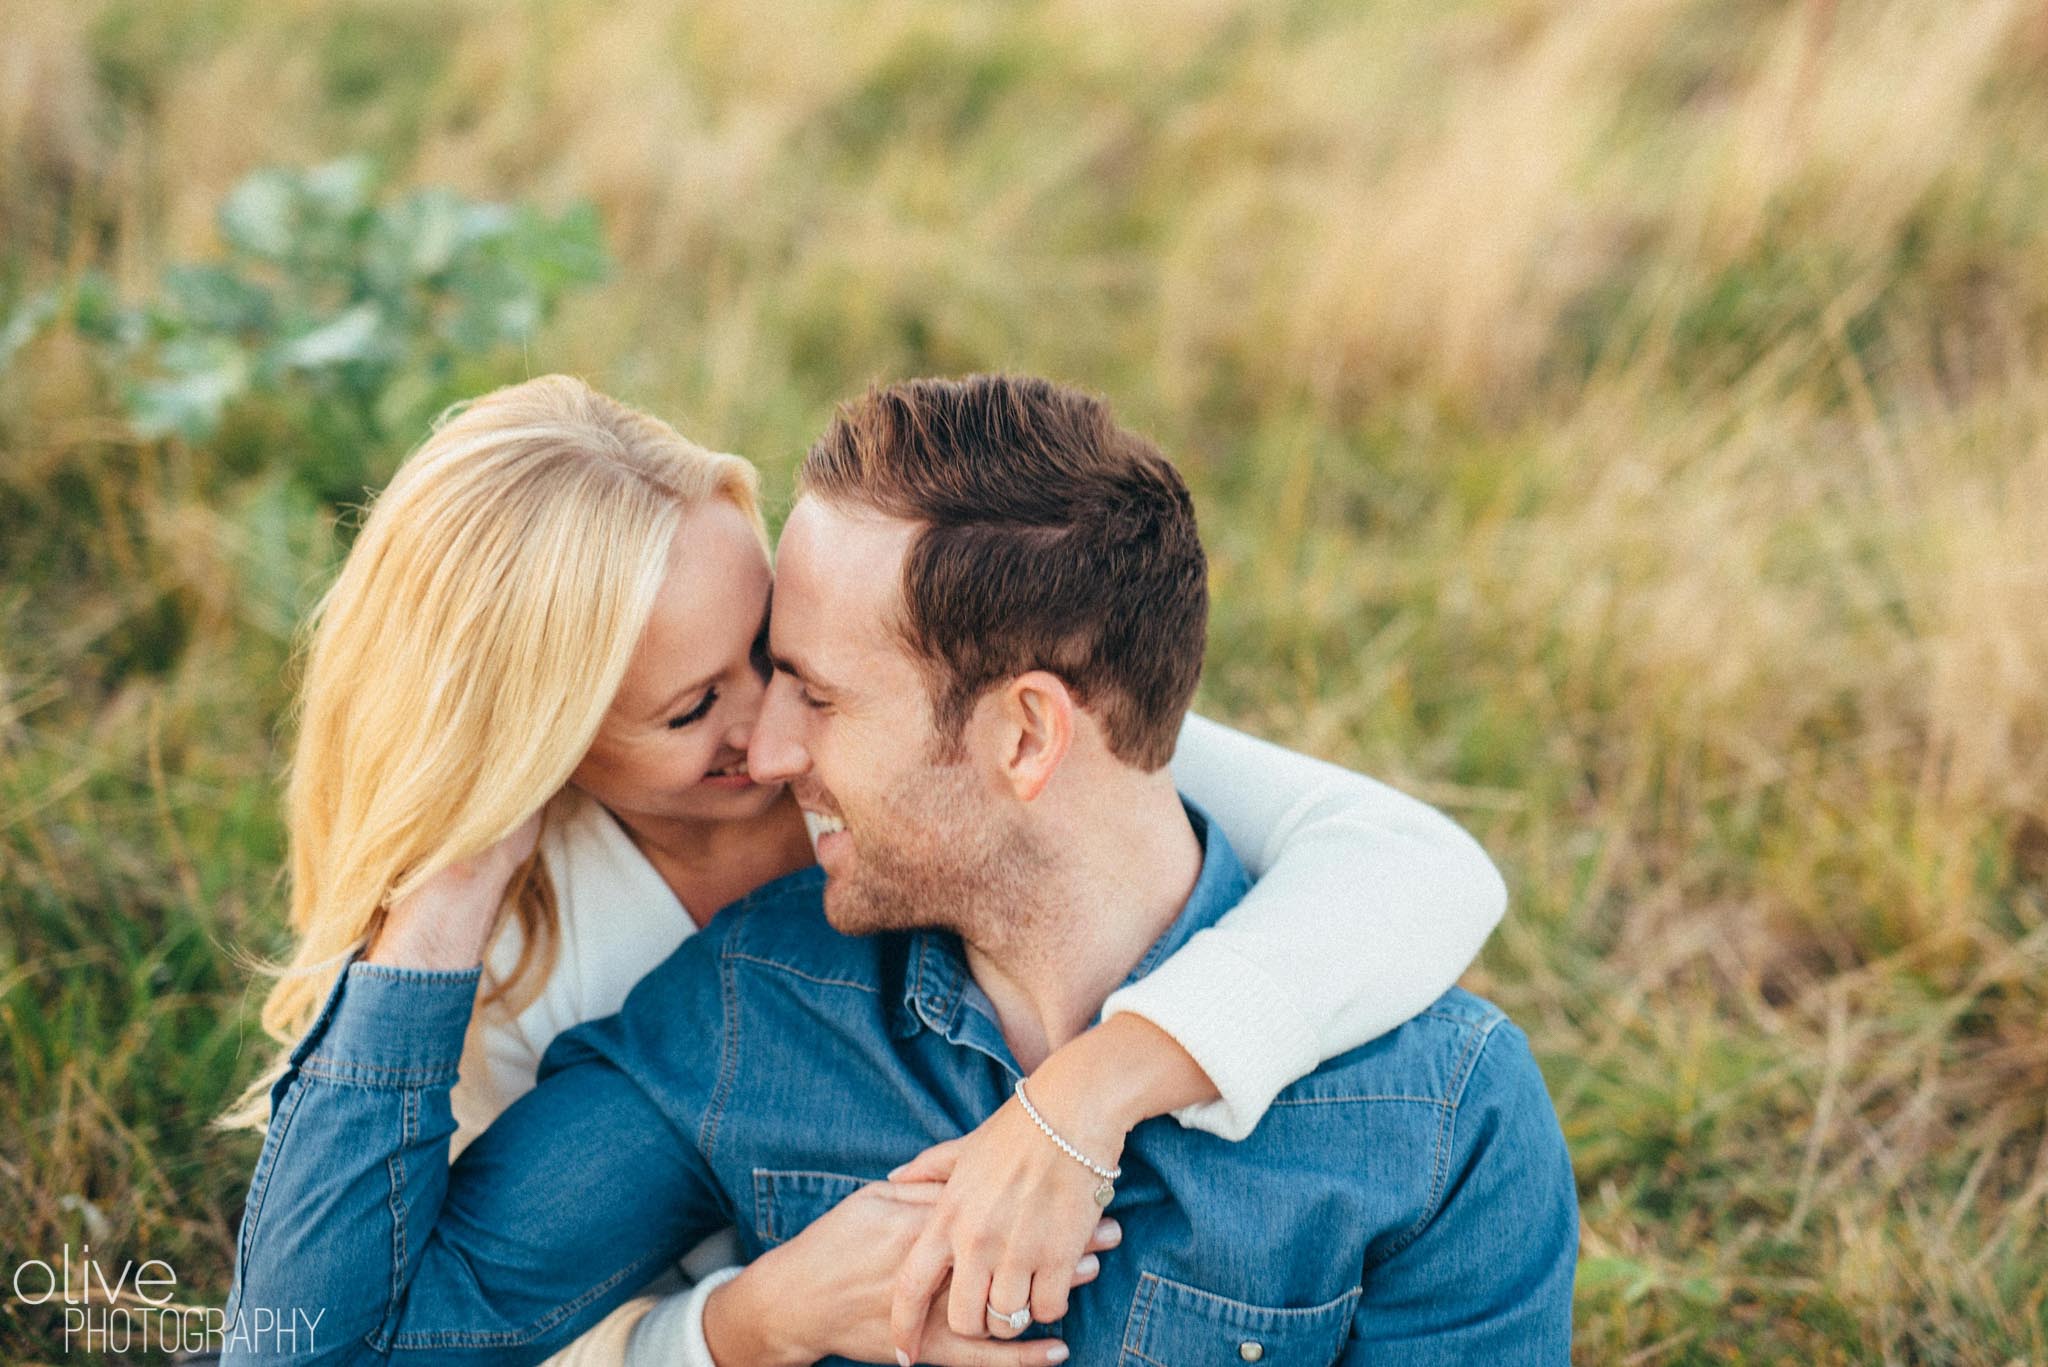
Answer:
[
  {"left": 884, "top": 1094, "right": 1124, "bottom": 1355},
  {"left": 884, "top": 1014, "right": 1218, "bottom": 1363},
  {"left": 364, "top": 810, "right": 544, "bottom": 969},
  {"left": 701, "top": 1181, "right": 1117, "bottom": 1367}
]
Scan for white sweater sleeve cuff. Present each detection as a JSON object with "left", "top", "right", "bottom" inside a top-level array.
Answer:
[
  {"left": 1100, "top": 934, "right": 1323, "bottom": 1142},
  {"left": 624, "top": 1267, "right": 744, "bottom": 1367}
]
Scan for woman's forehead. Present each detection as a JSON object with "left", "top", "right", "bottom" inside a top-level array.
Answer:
[{"left": 615, "top": 504, "right": 771, "bottom": 700}]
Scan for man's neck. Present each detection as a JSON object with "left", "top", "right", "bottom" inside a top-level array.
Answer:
[{"left": 962, "top": 773, "right": 1203, "bottom": 1072}]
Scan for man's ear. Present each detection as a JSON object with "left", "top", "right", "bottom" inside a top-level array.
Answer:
[{"left": 996, "top": 670, "right": 1075, "bottom": 802}]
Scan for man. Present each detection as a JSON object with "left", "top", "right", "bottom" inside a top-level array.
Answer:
[{"left": 228, "top": 375, "right": 1577, "bottom": 1364}]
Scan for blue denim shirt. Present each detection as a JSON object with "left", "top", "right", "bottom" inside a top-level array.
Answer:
[{"left": 227, "top": 804, "right": 1576, "bottom": 1365}]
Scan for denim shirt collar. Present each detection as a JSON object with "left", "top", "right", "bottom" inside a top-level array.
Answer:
[{"left": 894, "top": 798, "right": 1250, "bottom": 1067}]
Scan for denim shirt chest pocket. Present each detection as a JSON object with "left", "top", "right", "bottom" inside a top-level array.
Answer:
[
  {"left": 752, "top": 1168, "right": 871, "bottom": 1247},
  {"left": 1120, "top": 1273, "right": 1358, "bottom": 1367}
]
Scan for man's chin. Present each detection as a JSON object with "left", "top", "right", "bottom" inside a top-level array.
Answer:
[
  {"left": 819, "top": 878, "right": 867, "bottom": 935},
  {"left": 820, "top": 878, "right": 922, "bottom": 937}
]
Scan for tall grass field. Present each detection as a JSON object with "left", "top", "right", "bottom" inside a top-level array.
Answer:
[{"left": 3, "top": 0, "right": 2045, "bottom": 1361}]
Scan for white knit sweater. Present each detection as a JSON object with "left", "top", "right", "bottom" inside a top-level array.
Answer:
[{"left": 448, "top": 713, "right": 1509, "bottom": 1365}]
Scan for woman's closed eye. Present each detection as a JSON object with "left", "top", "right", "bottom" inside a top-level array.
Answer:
[{"left": 667, "top": 688, "right": 719, "bottom": 729}]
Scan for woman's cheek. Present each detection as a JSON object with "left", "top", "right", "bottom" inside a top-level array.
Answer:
[{"left": 676, "top": 733, "right": 722, "bottom": 784}]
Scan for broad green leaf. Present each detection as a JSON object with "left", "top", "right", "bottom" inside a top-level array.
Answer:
[
  {"left": 0, "top": 287, "right": 59, "bottom": 376},
  {"left": 126, "top": 336, "right": 252, "bottom": 441},
  {"left": 377, "top": 188, "right": 466, "bottom": 279},
  {"left": 301, "top": 157, "right": 375, "bottom": 218},
  {"left": 458, "top": 202, "right": 516, "bottom": 245},
  {"left": 218, "top": 169, "right": 298, "bottom": 260},
  {"left": 494, "top": 291, "right": 543, "bottom": 342},
  {"left": 273, "top": 303, "right": 386, "bottom": 369},
  {"left": 70, "top": 272, "right": 142, "bottom": 348},
  {"left": 79, "top": 160, "right": 605, "bottom": 459},
  {"left": 162, "top": 265, "right": 273, "bottom": 334}
]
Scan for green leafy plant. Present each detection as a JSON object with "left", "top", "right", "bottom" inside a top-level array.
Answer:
[{"left": 14, "top": 157, "right": 607, "bottom": 502}]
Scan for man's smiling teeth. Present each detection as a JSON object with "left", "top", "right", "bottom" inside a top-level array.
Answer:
[{"left": 805, "top": 812, "right": 847, "bottom": 838}]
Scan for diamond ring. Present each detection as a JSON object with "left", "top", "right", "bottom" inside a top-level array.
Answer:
[{"left": 986, "top": 1301, "right": 1032, "bottom": 1333}]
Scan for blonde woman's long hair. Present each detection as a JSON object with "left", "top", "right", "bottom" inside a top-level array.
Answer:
[{"left": 222, "top": 375, "right": 761, "bottom": 1128}]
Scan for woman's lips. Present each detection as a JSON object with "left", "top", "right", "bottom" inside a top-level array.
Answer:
[{"left": 699, "top": 765, "right": 755, "bottom": 791}]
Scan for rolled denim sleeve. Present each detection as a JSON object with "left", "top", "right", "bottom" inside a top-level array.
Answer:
[
  {"left": 301, "top": 961, "right": 480, "bottom": 1079},
  {"left": 226, "top": 954, "right": 729, "bottom": 1366},
  {"left": 1343, "top": 1021, "right": 1579, "bottom": 1364}
]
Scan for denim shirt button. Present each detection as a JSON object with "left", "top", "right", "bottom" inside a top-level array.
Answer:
[{"left": 1238, "top": 1342, "right": 1264, "bottom": 1362}]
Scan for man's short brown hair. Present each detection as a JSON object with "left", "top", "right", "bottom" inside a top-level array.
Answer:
[{"left": 798, "top": 374, "right": 1206, "bottom": 771}]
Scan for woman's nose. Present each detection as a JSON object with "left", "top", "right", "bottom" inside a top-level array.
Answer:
[{"left": 722, "top": 667, "right": 768, "bottom": 754}]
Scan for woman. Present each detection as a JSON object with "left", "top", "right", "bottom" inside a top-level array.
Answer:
[{"left": 227, "top": 375, "right": 1508, "bottom": 1365}]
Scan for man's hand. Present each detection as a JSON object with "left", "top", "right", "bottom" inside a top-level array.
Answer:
[{"left": 702, "top": 1181, "right": 1114, "bottom": 1367}]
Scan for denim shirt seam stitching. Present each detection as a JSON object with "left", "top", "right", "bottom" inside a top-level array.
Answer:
[
  {"left": 751, "top": 1170, "right": 774, "bottom": 1244},
  {"left": 1269, "top": 1093, "right": 1456, "bottom": 1109},
  {"left": 1373, "top": 1017, "right": 1494, "bottom": 1264},
  {"left": 234, "top": 1073, "right": 309, "bottom": 1274},
  {"left": 1132, "top": 1275, "right": 1364, "bottom": 1323},
  {"left": 385, "top": 1252, "right": 667, "bottom": 1348},
  {"left": 348, "top": 962, "right": 485, "bottom": 984},
  {"left": 1127, "top": 934, "right": 1172, "bottom": 983},
  {"left": 388, "top": 1088, "right": 418, "bottom": 1326},
  {"left": 700, "top": 948, "right": 743, "bottom": 1163},
  {"left": 907, "top": 941, "right": 929, "bottom": 1027},
  {"left": 300, "top": 1056, "right": 460, "bottom": 1086},
  {"left": 1443, "top": 1016, "right": 1509, "bottom": 1111},
  {"left": 1122, "top": 1271, "right": 1160, "bottom": 1356},
  {"left": 722, "top": 952, "right": 882, "bottom": 996},
  {"left": 300, "top": 1056, "right": 455, "bottom": 1075},
  {"left": 915, "top": 937, "right": 970, "bottom": 1028},
  {"left": 286, "top": 965, "right": 353, "bottom": 1067},
  {"left": 1416, "top": 1005, "right": 1493, "bottom": 1027}
]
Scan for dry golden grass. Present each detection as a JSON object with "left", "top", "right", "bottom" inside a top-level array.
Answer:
[{"left": 3, "top": 0, "right": 2045, "bottom": 1360}]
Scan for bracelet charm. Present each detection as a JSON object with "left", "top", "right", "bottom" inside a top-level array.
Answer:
[{"left": 1013, "top": 1077, "right": 1122, "bottom": 1208}]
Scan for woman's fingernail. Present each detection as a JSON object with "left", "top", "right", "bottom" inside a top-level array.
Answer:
[
  {"left": 1096, "top": 1218, "right": 1122, "bottom": 1245},
  {"left": 1075, "top": 1253, "right": 1100, "bottom": 1277},
  {"left": 1045, "top": 1346, "right": 1069, "bottom": 1365},
  {"left": 887, "top": 1165, "right": 909, "bottom": 1180},
  {"left": 896, "top": 1353, "right": 911, "bottom": 1367}
]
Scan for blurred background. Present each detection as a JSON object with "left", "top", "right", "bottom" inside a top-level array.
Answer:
[{"left": 2, "top": 0, "right": 2045, "bottom": 1361}]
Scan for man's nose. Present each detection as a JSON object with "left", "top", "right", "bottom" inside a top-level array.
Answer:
[{"left": 747, "top": 675, "right": 809, "bottom": 785}]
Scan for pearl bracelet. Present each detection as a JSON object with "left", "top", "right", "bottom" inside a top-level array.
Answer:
[{"left": 1014, "top": 1077, "right": 1122, "bottom": 1208}]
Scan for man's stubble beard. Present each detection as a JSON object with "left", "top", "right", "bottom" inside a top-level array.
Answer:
[{"left": 823, "top": 754, "right": 1052, "bottom": 949}]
